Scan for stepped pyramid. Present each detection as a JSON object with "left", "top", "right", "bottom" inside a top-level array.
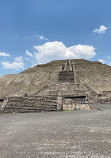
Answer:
[{"left": 0, "top": 59, "right": 111, "bottom": 113}]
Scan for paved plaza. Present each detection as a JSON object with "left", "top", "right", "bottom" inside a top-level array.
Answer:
[{"left": 0, "top": 105, "right": 111, "bottom": 158}]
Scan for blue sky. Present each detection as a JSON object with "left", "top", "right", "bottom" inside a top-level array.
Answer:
[{"left": 0, "top": 0, "right": 111, "bottom": 76}]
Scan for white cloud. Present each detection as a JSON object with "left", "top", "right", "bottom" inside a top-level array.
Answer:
[
  {"left": 39, "top": 35, "right": 48, "bottom": 41},
  {"left": 0, "top": 52, "right": 10, "bottom": 57},
  {"left": 1, "top": 56, "right": 24, "bottom": 70},
  {"left": 15, "top": 56, "right": 23, "bottom": 62},
  {"left": 93, "top": 25, "right": 107, "bottom": 34},
  {"left": 33, "top": 41, "right": 96, "bottom": 64},
  {"left": 98, "top": 59, "right": 105, "bottom": 64},
  {"left": 26, "top": 49, "right": 33, "bottom": 57}
]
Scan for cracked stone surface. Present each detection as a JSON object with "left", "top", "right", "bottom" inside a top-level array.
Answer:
[{"left": 0, "top": 105, "right": 111, "bottom": 158}]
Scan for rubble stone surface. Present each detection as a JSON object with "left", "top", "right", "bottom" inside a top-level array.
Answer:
[{"left": 0, "top": 106, "right": 111, "bottom": 158}]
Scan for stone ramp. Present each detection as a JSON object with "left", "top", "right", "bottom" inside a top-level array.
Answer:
[
  {"left": 82, "top": 84, "right": 97, "bottom": 95},
  {"left": 3, "top": 96, "right": 57, "bottom": 113},
  {"left": 81, "top": 84, "right": 97, "bottom": 103},
  {"left": 0, "top": 99, "right": 8, "bottom": 113}
]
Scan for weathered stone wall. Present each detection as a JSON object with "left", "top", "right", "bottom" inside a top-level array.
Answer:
[
  {"left": 36, "top": 83, "right": 97, "bottom": 103},
  {"left": 36, "top": 84, "right": 85, "bottom": 96},
  {"left": 58, "top": 71, "right": 74, "bottom": 83},
  {"left": 97, "top": 91, "right": 111, "bottom": 103},
  {"left": 0, "top": 65, "right": 62, "bottom": 98},
  {"left": 1, "top": 96, "right": 57, "bottom": 113},
  {"left": 74, "top": 62, "right": 111, "bottom": 94}
]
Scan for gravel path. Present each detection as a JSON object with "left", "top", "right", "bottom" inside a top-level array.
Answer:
[{"left": 0, "top": 105, "right": 111, "bottom": 158}]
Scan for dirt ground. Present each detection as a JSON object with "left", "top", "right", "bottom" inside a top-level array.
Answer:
[{"left": 0, "top": 104, "right": 111, "bottom": 158}]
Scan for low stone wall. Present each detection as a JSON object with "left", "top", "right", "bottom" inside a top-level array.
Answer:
[
  {"left": 2, "top": 95, "right": 58, "bottom": 113},
  {"left": 63, "top": 104, "right": 90, "bottom": 111}
]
